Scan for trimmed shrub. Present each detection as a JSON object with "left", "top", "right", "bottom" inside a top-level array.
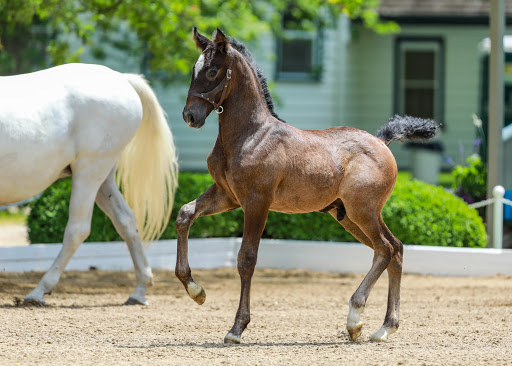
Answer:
[
  {"left": 28, "top": 178, "right": 120, "bottom": 243},
  {"left": 28, "top": 172, "right": 487, "bottom": 248},
  {"left": 162, "top": 173, "right": 244, "bottom": 239},
  {"left": 383, "top": 180, "right": 487, "bottom": 247},
  {"left": 28, "top": 174, "right": 245, "bottom": 243}
]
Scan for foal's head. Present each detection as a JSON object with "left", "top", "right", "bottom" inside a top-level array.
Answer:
[{"left": 182, "top": 27, "right": 234, "bottom": 128}]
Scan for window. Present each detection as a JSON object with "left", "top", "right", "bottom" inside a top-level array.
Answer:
[
  {"left": 276, "top": 29, "right": 322, "bottom": 81},
  {"left": 394, "top": 37, "right": 445, "bottom": 123}
]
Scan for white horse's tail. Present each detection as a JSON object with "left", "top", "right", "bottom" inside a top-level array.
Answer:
[{"left": 118, "top": 74, "right": 178, "bottom": 243}]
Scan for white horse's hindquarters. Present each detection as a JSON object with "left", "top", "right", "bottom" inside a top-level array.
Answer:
[
  {"left": 0, "top": 95, "right": 74, "bottom": 204},
  {"left": 0, "top": 64, "right": 143, "bottom": 205}
]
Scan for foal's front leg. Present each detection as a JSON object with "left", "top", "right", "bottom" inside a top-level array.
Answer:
[
  {"left": 175, "top": 184, "right": 238, "bottom": 304},
  {"left": 224, "top": 201, "right": 270, "bottom": 344}
]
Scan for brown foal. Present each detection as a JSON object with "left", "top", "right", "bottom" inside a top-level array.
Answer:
[{"left": 177, "top": 28, "right": 438, "bottom": 344}]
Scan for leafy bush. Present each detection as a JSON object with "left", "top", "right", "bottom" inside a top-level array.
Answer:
[
  {"left": 162, "top": 173, "right": 244, "bottom": 239},
  {"left": 28, "top": 174, "right": 245, "bottom": 244},
  {"left": 383, "top": 180, "right": 486, "bottom": 248},
  {"left": 28, "top": 172, "right": 487, "bottom": 248},
  {"left": 451, "top": 154, "right": 487, "bottom": 204},
  {"left": 28, "top": 178, "right": 120, "bottom": 243}
]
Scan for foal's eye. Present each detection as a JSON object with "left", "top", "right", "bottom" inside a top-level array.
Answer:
[{"left": 207, "top": 69, "right": 217, "bottom": 78}]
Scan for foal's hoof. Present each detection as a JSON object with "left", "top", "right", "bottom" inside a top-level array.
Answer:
[
  {"left": 23, "top": 298, "right": 48, "bottom": 307},
  {"left": 224, "top": 332, "right": 241, "bottom": 344},
  {"left": 369, "top": 326, "right": 396, "bottom": 342},
  {"left": 347, "top": 323, "right": 363, "bottom": 341},
  {"left": 187, "top": 282, "right": 206, "bottom": 305},
  {"left": 124, "top": 297, "right": 149, "bottom": 306}
]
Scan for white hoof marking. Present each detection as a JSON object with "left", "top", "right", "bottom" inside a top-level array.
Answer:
[
  {"left": 187, "top": 281, "right": 206, "bottom": 305},
  {"left": 187, "top": 282, "right": 202, "bottom": 298},
  {"left": 346, "top": 302, "right": 364, "bottom": 330},
  {"left": 370, "top": 326, "right": 397, "bottom": 342},
  {"left": 224, "top": 332, "right": 241, "bottom": 344}
]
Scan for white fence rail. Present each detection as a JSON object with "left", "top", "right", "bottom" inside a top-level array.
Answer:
[
  {"left": 469, "top": 185, "right": 512, "bottom": 249},
  {"left": 1, "top": 238, "right": 511, "bottom": 276}
]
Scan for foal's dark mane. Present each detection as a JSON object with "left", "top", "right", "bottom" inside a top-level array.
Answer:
[{"left": 227, "top": 37, "right": 285, "bottom": 123}]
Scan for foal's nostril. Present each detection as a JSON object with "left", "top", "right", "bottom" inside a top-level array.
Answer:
[{"left": 183, "top": 110, "right": 195, "bottom": 125}]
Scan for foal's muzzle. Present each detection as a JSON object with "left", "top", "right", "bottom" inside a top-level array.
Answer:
[{"left": 182, "top": 103, "right": 208, "bottom": 129}]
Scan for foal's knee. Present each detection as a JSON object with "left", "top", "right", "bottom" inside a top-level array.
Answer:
[
  {"left": 175, "top": 202, "right": 196, "bottom": 234},
  {"left": 388, "top": 239, "right": 404, "bottom": 272},
  {"left": 374, "top": 240, "right": 393, "bottom": 264},
  {"left": 237, "top": 249, "right": 258, "bottom": 278}
]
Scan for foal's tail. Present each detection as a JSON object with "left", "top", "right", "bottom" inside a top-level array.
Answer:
[
  {"left": 376, "top": 115, "right": 438, "bottom": 146},
  {"left": 118, "top": 74, "right": 179, "bottom": 243}
]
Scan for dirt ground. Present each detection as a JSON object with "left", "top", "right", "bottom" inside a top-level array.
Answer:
[{"left": 0, "top": 268, "right": 511, "bottom": 366}]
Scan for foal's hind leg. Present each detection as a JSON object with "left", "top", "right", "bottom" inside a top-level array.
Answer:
[
  {"left": 370, "top": 226, "right": 403, "bottom": 342},
  {"left": 329, "top": 211, "right": 372, "bottom": 340},
  {"left": 24, "top": 166, "right": 110, "bottom": 305},
  {"left": 95, "top": 169, "right": 153, "bottom": 306},
  {"left": 329, "top": 210, "right": 373, "bottom": 340},
  {"left": 175, "top": 184, "right": 239, "bottom": 304},
  {"left": 334, "top": 208, "right": 398, "bottom": 341}
]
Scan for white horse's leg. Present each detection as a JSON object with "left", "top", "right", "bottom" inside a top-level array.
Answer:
[
  {"left": 24, "top": 166, "right": 110, "bottom": 306},
  {"left": 95, "top": 170, "right": 153, "bottom": 306}
]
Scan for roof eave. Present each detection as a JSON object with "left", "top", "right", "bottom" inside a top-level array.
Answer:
[{"left": 378, "top": 15, "right": 512, "bottom": 25}]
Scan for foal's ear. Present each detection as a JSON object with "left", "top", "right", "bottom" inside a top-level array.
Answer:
[
  {"left": 213, "top": 28, "right": 230, "bottom": 54},
  {"left": 193, "top": 27, "right": 210, "bottom": 51}
]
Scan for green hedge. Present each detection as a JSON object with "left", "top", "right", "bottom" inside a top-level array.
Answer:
[{"left": 28, "top": 172, "right": 487, "bottom": 247}]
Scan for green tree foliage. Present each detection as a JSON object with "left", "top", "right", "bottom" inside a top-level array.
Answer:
[
  {"left": 0, "top": 0, "right": 54, "bottom": 74},
  {"left": 0, "top": 0, "right": 397, "bottom": 76}
]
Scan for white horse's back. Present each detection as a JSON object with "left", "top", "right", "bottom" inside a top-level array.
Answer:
[{"left": 0, "top": 64, "right": 142, "bottom": 204}]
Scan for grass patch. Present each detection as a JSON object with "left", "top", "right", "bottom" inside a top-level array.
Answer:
[{"left": 0, "top": 210, "right": 28, "bottom": 225}]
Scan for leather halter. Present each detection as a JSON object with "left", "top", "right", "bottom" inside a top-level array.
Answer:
[{"left": 188, "top": 52, "right": 234, "bottom": 114}]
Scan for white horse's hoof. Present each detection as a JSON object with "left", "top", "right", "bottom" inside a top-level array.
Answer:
[
  {"left": 370, "top": 326, "right": 396, "bottom": 342},
  {"left": 187, "top": 282, "right": 206, "bottom": 305},
  {"left": 224, "top": 332, "right": 241, "bottom": 344},
  {"left": 23, "top": 297, "right": 48, "bottom": 307},
  {"left": 124, "top": 297, "right": 149, "bottom": 306}
]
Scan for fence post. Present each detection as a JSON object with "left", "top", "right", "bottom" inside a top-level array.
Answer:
[{"left": 493, "top": 185, "right": 505, "bottom": 249}]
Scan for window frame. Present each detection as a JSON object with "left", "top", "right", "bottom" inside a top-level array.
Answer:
[{"left": 393, "top": 36, "right": 445, "bottom": 125}]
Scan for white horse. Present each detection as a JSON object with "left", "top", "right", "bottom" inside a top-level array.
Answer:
[{"left": 0, "top": 63, "right": 178, "bottom": 306}]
